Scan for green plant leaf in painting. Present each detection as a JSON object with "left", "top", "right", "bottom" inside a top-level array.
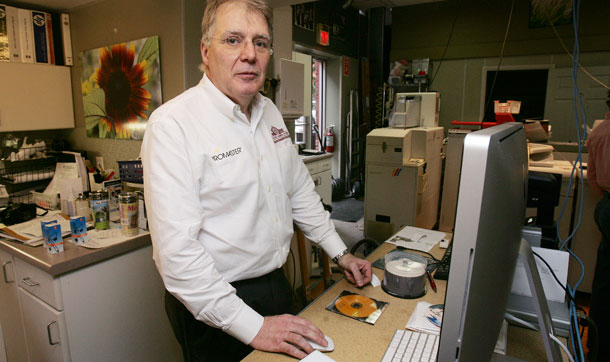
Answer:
[
  {"left": 137, "top": 37, "right": 159, "bottom": 65},
  {"left": 83, "top": 88, "right": 106, "bottom": 137}
]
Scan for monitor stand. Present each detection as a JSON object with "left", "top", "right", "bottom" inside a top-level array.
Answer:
[{"left": 494, "top": 239, "right": 563, "bottom": 361}]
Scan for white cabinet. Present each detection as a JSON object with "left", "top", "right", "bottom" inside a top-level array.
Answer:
[
  {"left": 279, "top": 59, "right": 304, "bottom": 117},
  {"left": 18, "top": 288, "right": 69, "bottom": 362},
  {"left": 9, "top": 245, "right": 182, "bottom": 362},
  {"left": 0, "top": 249, "right": 29, "bottom": 362},
  {"left": 0, "top": 62, "right": 75, "bottom": 131},
  {"left": 305, "top": 156, "right": 332, "bottom": 206}
]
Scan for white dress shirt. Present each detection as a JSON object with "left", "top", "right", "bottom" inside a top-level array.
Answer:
[{"left": 141, "top": 75, "right": 346, "bottom": 345}]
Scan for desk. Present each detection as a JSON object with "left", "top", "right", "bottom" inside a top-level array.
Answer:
[{"left": 245, "top": 241, "right": 568, "bottom": 361}]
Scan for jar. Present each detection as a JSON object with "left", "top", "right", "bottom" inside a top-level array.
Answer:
[
  {"left": 75, "top": 194, "right": 91, "bottom": 221},
  {"left": 90, "top": 191, "right": 109, "bottom": 230},
  {"left": 118, "top": 192, "right": 139, "bottom": 236}
]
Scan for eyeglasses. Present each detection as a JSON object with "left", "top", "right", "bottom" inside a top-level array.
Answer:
[{"left": 211, "top": 36, "right": 274, "bottom": 56}]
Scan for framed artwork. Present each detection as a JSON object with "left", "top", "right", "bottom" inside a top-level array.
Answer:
[
  {"left": 294, "top": 3, "right": 315, "bottom": 31},
  {"left": 80, "top": 36, "right": 162, "bottom": 140},
  {"left": 529, "top": 0, "right": 573, "bottom": 28}
]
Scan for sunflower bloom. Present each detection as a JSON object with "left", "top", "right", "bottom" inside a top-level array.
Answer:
[{"left": 95, "top": 43, "right": 151, "bottom": 137}]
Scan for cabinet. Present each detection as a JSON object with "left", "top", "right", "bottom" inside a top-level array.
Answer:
[
  {"left": 0, "top": 62, "right": 75, "bottom": 131},
  {"left": 8, "top": 245, "right": 181, "bottom": 362},
  {"left": 304, "top": 156, "right": 332, "bottom": 206},
  {"left": 294, "top": 154, "right": 333, "bottom": 302},
  {"left": 0, "top": 249, "right": 29, "bottom": 362}
]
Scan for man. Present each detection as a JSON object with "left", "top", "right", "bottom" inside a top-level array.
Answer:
[
  {"left": 586, "top": 90, "right": 610, "bottom": 361},
  {"left": 140, "top": 0, "right": 372, "bottom": 360}
]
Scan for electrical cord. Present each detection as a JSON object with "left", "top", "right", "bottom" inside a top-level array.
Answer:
[
  {"left": 578, "top": 311, "right": 598, "bottom": 362},
  {"left": 532, "top": 251, "right": 575, "bottom": 305},
  {"left": 429, "top": 0, "right": 462, "bottom": 87},
  {"left": 504, "top": 312, "right": 576, "bottom": 362},
  {"left": 544, "top": 13, "right": 609, "bottom": 90}
]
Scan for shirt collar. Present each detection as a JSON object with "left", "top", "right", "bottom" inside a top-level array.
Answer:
[{"left": 198, "top": 74, "right": 268, "bottom": 123}]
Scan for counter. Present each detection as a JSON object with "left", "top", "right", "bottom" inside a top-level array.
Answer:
[
  {"left": 0, "top": 232, "right": 151, "bottom": 276},
  {"left": 0, "top": 231, "right": 182, "bottom": 362}
]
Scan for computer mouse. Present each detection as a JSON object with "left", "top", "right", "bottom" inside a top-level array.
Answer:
[{"left": 306, "top": 335, "right": 335, "bottom": 352}]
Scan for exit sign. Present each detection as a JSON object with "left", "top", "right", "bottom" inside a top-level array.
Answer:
[{"left": 317, "top": 24, "right": 330, "bottom": 46}]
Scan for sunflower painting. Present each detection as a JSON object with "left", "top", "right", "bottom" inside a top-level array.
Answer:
[{"left": 80, "top": 36, "right": 161, "bottom": 140}]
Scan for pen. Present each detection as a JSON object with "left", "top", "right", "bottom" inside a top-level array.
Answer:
[{"left": 426, "top": 270, "right": 437, "bottom": 293}]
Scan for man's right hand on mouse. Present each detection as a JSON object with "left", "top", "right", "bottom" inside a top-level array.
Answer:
[{"left": 249, "top": 314, "right": 328, "bottom": 359}]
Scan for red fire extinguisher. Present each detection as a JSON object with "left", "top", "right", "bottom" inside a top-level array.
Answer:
[{"left": 325, "top": 126, "right": 335, "bottom": 153}]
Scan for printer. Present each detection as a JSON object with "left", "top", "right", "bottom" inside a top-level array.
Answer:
[{"left": 364, "top": 92, "right": 443, "bottom": 242}]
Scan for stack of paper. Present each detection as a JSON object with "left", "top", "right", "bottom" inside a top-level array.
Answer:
[
  {"left": 0, "top": 210, "right": 71, "bottom": 246},
  {"left": 405, "top": 301, "right": 442, "bottom": 335},
  {"left": 386, "top": 226, "right": 446, "bottom": 253}
]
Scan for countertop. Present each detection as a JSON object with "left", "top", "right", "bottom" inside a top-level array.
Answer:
[
  {"left": 299, "top": 152, "right": 333, "bottom": 163},
  {"left": 0, "top": 232, "right": 151, "bottom": 277}
]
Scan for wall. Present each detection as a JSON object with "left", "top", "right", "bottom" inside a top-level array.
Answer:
[
  {"left": 292, "top": 1, "right": 361, "bottom": 58},
  {"left": 63, "top": 0, "right": 186, "bottom": 172},
  {"left": 391, "top": 0, "right": 610, "bottom": 60},
  {"left": 390, "top": 0, "right": 610, "bottom": 142}
]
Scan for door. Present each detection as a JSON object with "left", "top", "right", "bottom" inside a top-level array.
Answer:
[
  {"left": 0, "top": 250, "right": 29, "bottom": 362},
  {"left": 18, "top": 288, "right": 70, "bottom": 362},
  {"left": 544, "top": 65, "right": 610, "bottom": 142}
]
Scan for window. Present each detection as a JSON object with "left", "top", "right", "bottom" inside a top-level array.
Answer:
[
  {"left": 483, "top": 69, "right": 549, "bottom": 123},
  {"left": 311, "top": 58, "right": 326, "bottom": 151}
]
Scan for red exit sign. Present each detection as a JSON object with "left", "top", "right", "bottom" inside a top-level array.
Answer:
[{"left": 317, "top": 24, "right": 330, "bottom": 46}]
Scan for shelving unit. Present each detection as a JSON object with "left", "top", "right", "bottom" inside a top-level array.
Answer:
[{"left": 0, "top": 146, "right": 58, "bottom": 204}]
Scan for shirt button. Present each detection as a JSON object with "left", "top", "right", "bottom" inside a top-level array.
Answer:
[
  {"left": 275, "top": 217, "right": 278, "bottom": 223},
  {"left": 268, "top": 186, "right": 271, "bottom": 192}
]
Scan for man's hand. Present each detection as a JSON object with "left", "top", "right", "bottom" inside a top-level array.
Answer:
[
  {"left": 337, "top": 253, "right": 372, "bottom": 287},
  {"left": 249, "top": 314, "right": 327, "bottom": 359}
]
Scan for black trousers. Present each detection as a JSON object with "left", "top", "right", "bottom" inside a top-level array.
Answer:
[
  {"left": 589, "top": 191, "right": 610, "bottom": 361},
  {"left": 165, "top": 268, "right": 294, "bottom": 362}
]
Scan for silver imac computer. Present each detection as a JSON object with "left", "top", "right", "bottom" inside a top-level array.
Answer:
[{"left": 437, "top": 123, "right": 546, "bottom": 361}]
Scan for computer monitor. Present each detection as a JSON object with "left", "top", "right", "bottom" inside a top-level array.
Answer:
[{"left": 437, "top": 123, "right": 529, "bottom": 361}]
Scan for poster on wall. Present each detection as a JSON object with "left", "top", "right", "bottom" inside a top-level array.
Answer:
[
  {"left": 80, "top": 36, "right": 162, "bottom": 140},
  {"left": 529, "top": 0, "right": 573, "bottom": 28},
  {"left": 294, "top": 3, "right": 314, "bottom": 31}
]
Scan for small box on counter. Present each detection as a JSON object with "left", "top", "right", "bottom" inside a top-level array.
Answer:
[
  {"left": 69, "top": 216, "right": 88, "bottom": 244},
  {"left": 43, "top": 223, "right": 63, "bottom": 254}
]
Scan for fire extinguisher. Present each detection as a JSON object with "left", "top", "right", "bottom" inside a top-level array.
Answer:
[{"left": 325, "top": 126, "right": 335, "bottom": 153}]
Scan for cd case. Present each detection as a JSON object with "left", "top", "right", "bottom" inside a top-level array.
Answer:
[{"left": 325, "top": 290, "right": 388, "bottom": 325}]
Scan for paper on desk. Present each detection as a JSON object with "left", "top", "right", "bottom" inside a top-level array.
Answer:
[
  {"left": 510, "top": 246, "right": 569, "bottom": 303},
  {"left": 78, "top": 228, "right": 136, "bottom": 249},
  {"left": 385, "top": 226, "right": 445, "bottom": 252},
  {"left": 0, "top": 211, "right": 71, "bottom": 246},
  {"left": 405, "top": 301, "right": 441, "bottom": 335}
]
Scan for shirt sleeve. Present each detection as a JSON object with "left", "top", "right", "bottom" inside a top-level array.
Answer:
[
  {"left": 586, "top": 138, "right": 601, "bottom": 195},
  {"left": 285, "top": 146, "right": 347, "bottom": 259},
  {"left": 141, "top": 111, "right": 264, "bottom": 345}
]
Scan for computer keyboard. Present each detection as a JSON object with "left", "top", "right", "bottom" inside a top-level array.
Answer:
[
  {"left": 381, "top": 329, "right": 439, "bottom": 362},
  {"left": 433, "top": 242, "right": 452, "bottom": 280}
]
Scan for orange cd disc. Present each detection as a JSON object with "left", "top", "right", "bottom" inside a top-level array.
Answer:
[{"left": 335, "top": 294, "right": 378, "bottom": 318}]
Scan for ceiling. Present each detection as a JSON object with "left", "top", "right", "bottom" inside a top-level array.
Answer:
[{"left": 16, "top": 0, "right": 442, "bottom": 12}]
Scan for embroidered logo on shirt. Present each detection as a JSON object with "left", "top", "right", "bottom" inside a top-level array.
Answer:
[
  {"left": 271, "top": 126, "right": 290, "bottom": 143},
  {"left": 212, "top": 147, "right": 242, "bottom": 161}
]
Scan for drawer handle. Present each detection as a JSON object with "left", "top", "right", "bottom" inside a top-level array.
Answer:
[
  {"left": 2, "top": 261, "right": 14, "bottom": 283},
  {"left": 22, "top": 277, "right": 40, "bottom": 287},
  {"left": 47, "top": 321, "right": 60, "bottom": 345}
]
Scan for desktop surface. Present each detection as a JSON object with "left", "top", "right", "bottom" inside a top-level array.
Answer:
[{"left": 243, "top": 241, "right": 566, "bottom": 361}]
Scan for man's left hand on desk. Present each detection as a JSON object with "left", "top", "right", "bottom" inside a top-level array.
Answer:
[{"left": 336, "top": 253, "right": 372, "bottom": 287}]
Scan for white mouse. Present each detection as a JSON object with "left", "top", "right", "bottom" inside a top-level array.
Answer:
[{"left": 306, "top": 335, "right": 335, "bottom": 352}]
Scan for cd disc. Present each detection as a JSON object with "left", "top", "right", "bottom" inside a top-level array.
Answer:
[{"left": 335, "top": 294, "right": 378, "bottom": 318}]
